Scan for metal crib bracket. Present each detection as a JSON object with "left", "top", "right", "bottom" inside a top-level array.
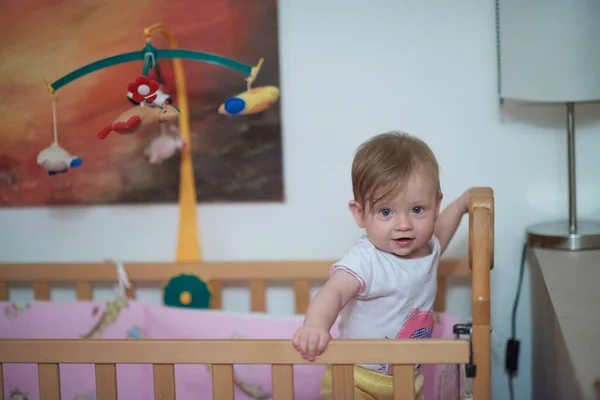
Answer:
[{"left": 452, "top": 322, "right": 477, "bottom": 378}]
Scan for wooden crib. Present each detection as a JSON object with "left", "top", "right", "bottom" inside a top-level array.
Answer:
[{"left": 0, "top": 188, "right": 494, "bottom": 400}]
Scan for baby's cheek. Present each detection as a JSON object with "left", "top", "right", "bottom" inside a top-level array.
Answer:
[{"left": 420, "top": 219, "right": 436, "bottom": 235}]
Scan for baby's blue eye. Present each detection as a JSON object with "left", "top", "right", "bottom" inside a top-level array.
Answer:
[
  {"left": 379, "top": 208, "right": 392, "bottom": 216},
  {"left": 412, "top": 207, "right": 423, "bottom": 214}
]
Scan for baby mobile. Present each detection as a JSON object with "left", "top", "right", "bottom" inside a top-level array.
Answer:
[
  {"left": 37, "top": 22, "right": 281, "bottom": 298},
  {"left": 38, "top": 24, "right": 280, "bottom": 174}
]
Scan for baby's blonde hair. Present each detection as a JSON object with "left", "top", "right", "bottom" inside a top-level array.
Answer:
[{"left": 351, "top": 131, "right": 440, "bottom": 210}]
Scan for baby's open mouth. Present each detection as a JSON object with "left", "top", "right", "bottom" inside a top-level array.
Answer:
[{"left": 393, "top": 238, "right": 414, "bottom": 245}]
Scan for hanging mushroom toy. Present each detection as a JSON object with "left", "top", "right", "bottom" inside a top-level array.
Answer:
[{"left": 37, "top": 98, "right": 83, "bottom": 175}]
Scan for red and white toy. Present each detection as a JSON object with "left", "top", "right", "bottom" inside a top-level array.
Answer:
[
  {"left": 128, "top": 76, "right": 159, "bottom": 104},
  {"left": 127, "top": 76, "right": 171, "bottom": 107},
  {"left": 97, "top": 76, "right": 180, "bottom": 139}
]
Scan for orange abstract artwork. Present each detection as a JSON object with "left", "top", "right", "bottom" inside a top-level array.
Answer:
[{"left": 0, "top": 0, "right": 282, "bottom": 206}]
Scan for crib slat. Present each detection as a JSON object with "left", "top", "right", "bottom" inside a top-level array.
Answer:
[
  {"left": 0, "top": 363, "right": 4, "bottom": 400},
  {"left": 76, "top": 282, "right": 93, "bottom": 300},
  {"left": 212, "top": 364, "right": 234, "bottom": 400},
  {"left": 331, "top": 365, "right": 354, "bottom": 400},
  {"left": 392, "top": 365, "right": 415, "bottom": 400},
  {"left": 125, "top": 283, "right": 136, "bottom": 299},
  {"left": 0, "top": 282, "right": 7, "bottom": 301},
  {"left": 95, "top": 364, "right": 117, "bottom": 400},
  {"left": 34, "top": 282, "right": 50, "bottom": 300},
  {"left": 153, "top": 364, "right": 175, "bottom": 400},
  {"left": 272, "top": 364, "right": 294, "bottom": 399},
  {"left": 293, "top": 279, "right": 310, "bottom": 314},
  {"left": 250, "top": 279, "right": 266, "bottom": 312},
  {"left": 38, "top": 363, "right": 60, "bottom": 400},
  {"left": 160, "top": 281, "right": 170, "bottom": 307},
  {"left": 209, "top": 281, "right": 222, "bottom": 309}
]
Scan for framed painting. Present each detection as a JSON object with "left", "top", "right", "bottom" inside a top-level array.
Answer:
[{"left": 0, "top": 0, "right": 283, "bottom": 206}]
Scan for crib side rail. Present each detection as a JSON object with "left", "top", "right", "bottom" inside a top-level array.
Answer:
[
  {"left": 468, "top": 187, "right": 494, "bottom": 400},
  {"left": 0, "top": 258, "right": 470, "bottom": 313},
  {"left": 0, "top": 338, "right": 469, "bottom": 400}
]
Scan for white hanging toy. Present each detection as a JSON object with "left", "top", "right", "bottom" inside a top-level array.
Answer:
[
  {"left": 37, "top": 98, "right": 83, "bottom": 175},
  {"left": 144, "top": 124, "right": 187, "bottom": 164},
  {"left": 108, "top": 259, "right": 131, "bottom": 298}
]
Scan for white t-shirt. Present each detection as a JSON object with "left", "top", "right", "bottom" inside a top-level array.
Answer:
[{"left": 331, "top": 235, "right": 441, "bottom": 374}]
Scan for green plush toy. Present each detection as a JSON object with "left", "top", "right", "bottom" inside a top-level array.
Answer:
[{"left": 163, "top": 273, "right": 211, "bottom": 309}]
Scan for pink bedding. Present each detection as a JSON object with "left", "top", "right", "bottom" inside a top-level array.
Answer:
[{"left": 0, "top": 299, "right": 472, "bottom": 399}]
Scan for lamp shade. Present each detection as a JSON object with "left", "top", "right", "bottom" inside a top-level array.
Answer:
[{"left": 496, "top": 1, "right": 600, "bottom": 102}]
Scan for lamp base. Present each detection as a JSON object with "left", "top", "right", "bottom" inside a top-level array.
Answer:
[{"left": 526, "top": 220, "right": 600, "bottom": 251}]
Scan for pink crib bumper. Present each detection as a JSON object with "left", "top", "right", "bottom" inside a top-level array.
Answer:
[{"left": 0, "top": 300, "right": 472, "bottom": 400}]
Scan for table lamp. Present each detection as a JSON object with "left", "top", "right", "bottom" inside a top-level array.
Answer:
[{"left": 496, "top": 1, "right": 600, "bottom": 250}]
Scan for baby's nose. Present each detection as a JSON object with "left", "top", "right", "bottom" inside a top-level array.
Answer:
[{"left": 394, "top": 217, "right": 412, "bottom": 231}]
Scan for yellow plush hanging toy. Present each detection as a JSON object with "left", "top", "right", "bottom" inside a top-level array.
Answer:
[{"left": 218, "top": 60, "right": 280, "bottom": 116}]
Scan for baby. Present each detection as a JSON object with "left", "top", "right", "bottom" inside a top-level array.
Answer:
[{"left": 292, "top": 131, "right": 470, "bottom": 399}]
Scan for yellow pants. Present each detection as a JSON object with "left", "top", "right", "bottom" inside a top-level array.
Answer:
[{"left": 319, "top": 365, "right": 424, "bottom": 400}]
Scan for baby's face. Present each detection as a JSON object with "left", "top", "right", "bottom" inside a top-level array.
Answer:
[{"left": 359, "top": 171, "right": 441, "bottom": 258}]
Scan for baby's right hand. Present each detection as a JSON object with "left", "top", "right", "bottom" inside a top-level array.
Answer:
[{"left": 292, "top": 325, "right": 332, "bottom": 361}]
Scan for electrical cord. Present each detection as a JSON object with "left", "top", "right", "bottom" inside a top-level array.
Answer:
[{"left": 507, "top": 242, "right": 527, "bottom": 400}]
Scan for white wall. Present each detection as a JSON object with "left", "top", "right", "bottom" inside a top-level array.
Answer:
[{"left": 2, "top": 1, "right": 600, "bottom": 399}]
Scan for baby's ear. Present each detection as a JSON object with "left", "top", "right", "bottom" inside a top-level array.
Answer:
[
  {"left": 436, "top": 191, "right": 443, "bottom": 219},
  {"left": 348, "top": 200, "right": 365, "bottom": 228}
]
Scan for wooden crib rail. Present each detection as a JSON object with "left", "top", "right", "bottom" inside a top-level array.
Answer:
[
  {"left": 0, "top": 258, "right": 470, "bottom": 313},
  {"left": 468, "top": 187, "right": 494, "bottom": 400},
  {"left": 0, "top": 258, "right": 470, "bottom": 282},
  {"left": 0, "top": 338, "right": 469, "bottom": 400}
]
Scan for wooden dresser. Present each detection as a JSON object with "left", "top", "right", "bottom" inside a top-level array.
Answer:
[{"left": 528, "top": 248, "right": 600, "bottom": 400}]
